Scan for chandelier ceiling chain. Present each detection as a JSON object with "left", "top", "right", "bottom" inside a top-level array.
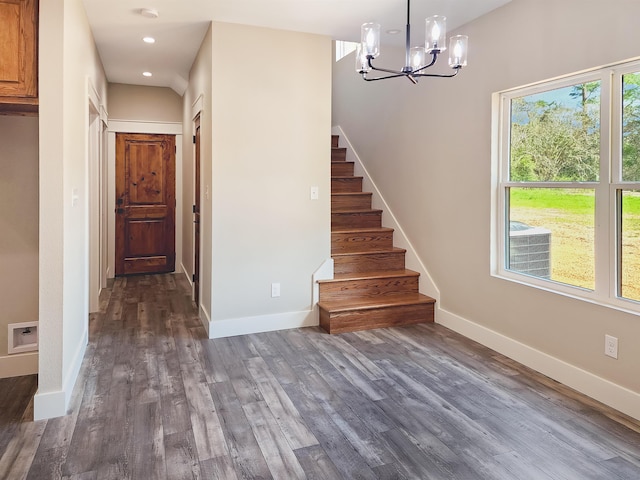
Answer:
[{"left": 356, "top": 0, "right": 468, "bottom": 84}]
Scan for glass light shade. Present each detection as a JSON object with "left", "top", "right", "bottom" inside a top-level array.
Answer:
[
  {"left": 448, "top": 35, "right": 468, "bottom": 68},
  {"left": 410, "top": 46, "right": 426, "bottom": 72},
  {"left": 361, "top": 23, "right": 381, "bottom": 58},
  {"left": 425, "top": 16, "right": 447, "bottom": 53},
  {"left": 355, "top": 43, "right": 371, "bottom": 73}
]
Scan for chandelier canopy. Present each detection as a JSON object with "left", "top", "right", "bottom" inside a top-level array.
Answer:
[{"left": 356, "top": 0, "right": 468, "bottom": 84}]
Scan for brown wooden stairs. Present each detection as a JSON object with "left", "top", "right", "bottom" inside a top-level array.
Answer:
[{"left": 318, "top": 135, "right": 435, "bottom": 334}]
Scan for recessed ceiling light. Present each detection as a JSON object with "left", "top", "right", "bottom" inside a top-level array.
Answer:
[
  {"left": 386, "top": 29, "right": 401, "bottom": 35},
  {"left": 143, "top": 71, "right": 152, "bottom": 77},
  {"left": 143, "top": 36, "right": 156, "bottom": 44},
  {"left": 139, "top": 8, "right": 159, "bottom": 19}
]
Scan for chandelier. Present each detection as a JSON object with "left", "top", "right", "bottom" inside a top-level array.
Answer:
[{"left": 356, "top": 0, "right": 468, "bottom": 83}]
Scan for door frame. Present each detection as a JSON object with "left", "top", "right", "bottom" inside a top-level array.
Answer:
[
  {"left": 192, "top": 101, "right": 202, "bottom": 304},
  {"left": 87, "top": 81, "right": 108, "bottom": 313},
  {"left": 107, "top": 121, "right": 182, "bottom": 281}
]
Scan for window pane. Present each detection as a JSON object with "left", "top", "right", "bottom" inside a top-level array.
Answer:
[
  {"left": 620, "top": 190, "right": 640, "bottom": 301},
  {"left": 507, "top": 188, "right": 595, "bottom": 289},
  {"left": 623, "top": 72, "right": 640, "bottom": 181},
  {"left": 510, "top": 82, "right": 600, "bottom": 182}
]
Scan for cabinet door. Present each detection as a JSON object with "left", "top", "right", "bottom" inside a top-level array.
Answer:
[{"left": 0, "top": 0, "right": 37, "bottom": 101}]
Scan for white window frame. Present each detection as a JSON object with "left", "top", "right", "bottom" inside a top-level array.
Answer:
[{"left": 492, "top": 57, "right": 640, "bottom": 316}]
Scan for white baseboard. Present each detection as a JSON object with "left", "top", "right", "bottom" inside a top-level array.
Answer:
[
  {"left": 200, "top": 304, "right": 211, "bottom": 337},
  {"left": 33, "top": 389, "right": 67, "bottom": 421},
  {"left": 207, "top": 310, "right": 317, "bottom": 339},
  {"left": 34, "top": 328, "right": 88, "bottom": 421},
  {"left": 0, "top": 352, "right": 38, "bottom": 378},
  {"left": 437, "top": 308, "right": 640, "bottom": 421},
  {"left": 179, "top": 262, "right": 191, "bottom": 285}
]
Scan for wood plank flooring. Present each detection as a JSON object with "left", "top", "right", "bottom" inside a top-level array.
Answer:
[{"left": 1, "top": 273, "right": 639, "bottom": 479}]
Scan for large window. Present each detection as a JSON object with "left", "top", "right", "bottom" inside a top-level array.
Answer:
[{"left": 495, "top": 59, "right": 640, "bottom": 311}]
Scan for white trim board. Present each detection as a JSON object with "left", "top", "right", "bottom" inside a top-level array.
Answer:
[
  {"left": 108, "top": 120, "right": 182, "bottom": 134},
  {"left": 438, "top": 309, "right": 640, "bottom": 421},
  {"left": 34, "top": 328, "right": 88, "bottom": 420},
  {"left": 207, "top": 310, "right": 317, "bottom": 339},
  {"left": 0, "top": 352, "right": 38, "bottom": 379}
]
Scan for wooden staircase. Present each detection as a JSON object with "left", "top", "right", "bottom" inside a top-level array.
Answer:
[{"left": 318, "top": 135, "right": 435, "bottom": 334}]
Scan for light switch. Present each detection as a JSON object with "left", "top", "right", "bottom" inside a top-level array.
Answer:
[{"left": 310, "top": 186, "right": 319, "bottom": 200}]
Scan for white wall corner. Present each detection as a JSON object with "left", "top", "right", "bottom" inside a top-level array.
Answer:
[
  {"left": 437, "top": 307, "right": 640, "bottom": 422},
  {"left": 208, "top": 310, "right": 317, "bottom": 339},
  {"left": 191, "top": 94, "right": 204, "bottom": 120},
  {"left": 331, "top": 125, "right": 440, "bottom": 302},
  {"left": 312, "top": 257, "right": 334, "bottom": 305}
]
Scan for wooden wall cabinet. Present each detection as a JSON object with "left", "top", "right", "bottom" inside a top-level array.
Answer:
[{"left": 0, "top": 0, "right": 38, "bottom": 114}]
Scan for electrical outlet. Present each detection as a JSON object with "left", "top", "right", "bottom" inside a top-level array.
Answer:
[
  {"left": 605, "top": 334, "right": 618, "bottom": 359},
  {"left": 271, "top": 283, "right": 281, "bottom": 298}
]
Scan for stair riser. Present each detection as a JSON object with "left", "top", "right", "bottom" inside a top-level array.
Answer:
[
  {"left": 332, "top": 211, "right": 381, "bottom": 229},
  {"left": 334, "top": 251, "right": 405, "bottom": 274},
  {"left": 332, "top": 148, "right": 347, "bottom": 162},
  {"left": 319, "top": 276, "right": 419, "bottom": 302},
  {"left": 331, "top": 230, "right": 394, "bottom": 253},
  {"left": 332, "top": 177, "right": 363, "bottom": 193},
  {"left": 319, "top": 302, "right": 434, "bottom": 334},
  {"left": 331, "top": 135, "right": 339, "bottom": 148},
  {"left": 331, "top": 162, "right": 354, "bottom": 176},
  {"left": 332, "top": 193, "right": 372, "bottom": 211}
]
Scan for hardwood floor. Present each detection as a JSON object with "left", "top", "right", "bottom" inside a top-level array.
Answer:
[{"left": 1, "top": 273, "right": 639, "bottom": 479}]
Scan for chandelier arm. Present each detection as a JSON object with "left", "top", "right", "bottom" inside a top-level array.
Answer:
[
  {"left": 413, "top": 68, "right": 461, "bottom": 79},
  {"left": 362, "top": 73, "right": 411, "bottom": 81},
  {"left": 367, "top": 56, "right": 405, "bottom": 76},
  {"left": 411, "top": 52, "right": 439, "bottom": 74}
]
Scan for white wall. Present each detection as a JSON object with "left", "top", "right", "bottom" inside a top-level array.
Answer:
[
  {"left": 332, "top": 0, "right": 640, "bottom": 419},
  {"left": 36, "top": 0, "right": 108, "bottom": 420},
  {"left": 184, "top": 22, "right": 332, "bottom": 337},
  {"left": 0, "top": 116, "right": 39, "bottom": 377},
  {"left": 108, "top": 83, "right": 182, "bottom": 123},
  {"left": 182, "top": 23, "right": 213, "bottom": 321}
]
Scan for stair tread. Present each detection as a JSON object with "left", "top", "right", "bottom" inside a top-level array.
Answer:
[
  {"left": 331, "top": 192, "right": 372, "bottom": 196},
  {"left": 332, "top": 227, "right": 394, "bottom": 233},
  {"left": 318, "top": 269, "right": 420, "bottom": 283},
  {"left": 332, "top": 176, "right": 363, "bottom": 179},
  {"left": 332, "top": 247, "right": 406, "bottom": 257},
  {"left": 318, "top": 293, "right": 435, "bottom": 312}
]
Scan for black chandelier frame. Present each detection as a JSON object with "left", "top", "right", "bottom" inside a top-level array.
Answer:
[{"left": 359, "top": 0, "right": 462, "bottom": 84}]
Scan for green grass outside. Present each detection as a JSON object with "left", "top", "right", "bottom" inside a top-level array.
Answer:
[{"left": 509, "top": 188, "right": 640, "bottom": 301}]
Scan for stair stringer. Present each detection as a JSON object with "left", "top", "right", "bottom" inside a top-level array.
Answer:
[{"left": 331, "top": 125, "right": 441, "bottom": 315}]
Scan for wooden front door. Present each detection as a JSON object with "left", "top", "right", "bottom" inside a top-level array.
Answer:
[
  {"left": 115, "top": 133, "right": 176, "bottom": 276},
  {"left": 193, "top": 116, "right": 201, "bottom": 303}
]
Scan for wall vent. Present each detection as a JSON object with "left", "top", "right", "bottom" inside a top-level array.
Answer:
[{"left": 8, "top": 321, "right": 39, "bottom": 354}]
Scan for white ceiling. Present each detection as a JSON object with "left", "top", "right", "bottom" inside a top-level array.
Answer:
[{"left": 82, "top": 0, "right": 511, "bottom": 94}]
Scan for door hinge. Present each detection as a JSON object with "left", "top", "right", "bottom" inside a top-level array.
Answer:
[
  {"left": 192, "top": 204, "right": 196, "bottom": 213},
  {"left": 192, "top": 274, "right": 197, "bottom": 282},
  {"left": 193, "top": 135, "right": 196, "bottom": 144}
]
